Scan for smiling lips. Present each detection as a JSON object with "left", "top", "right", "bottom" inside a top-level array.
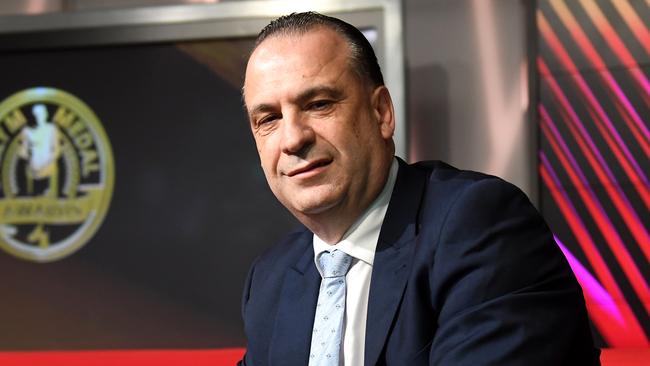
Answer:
[{"left": 286, "top": 159, "right": 332, "bottom": 178}]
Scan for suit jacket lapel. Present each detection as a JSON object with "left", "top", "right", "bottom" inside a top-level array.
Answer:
[
  {"left": 269, "top": 232, "right": 321, "bottom": 366},
  {"left": 365, "top": 159, "right": 428, "bottom": 366}
]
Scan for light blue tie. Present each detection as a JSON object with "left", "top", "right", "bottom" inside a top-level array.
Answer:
[{"left": 308, "top": 249, "right": 352, "bottom": 366}]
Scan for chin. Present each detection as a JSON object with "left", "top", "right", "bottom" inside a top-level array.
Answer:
[{"left": 290, "top": 192, "right": 343, "bottom": 217}]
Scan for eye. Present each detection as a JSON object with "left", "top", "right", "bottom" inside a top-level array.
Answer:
[
  {"left": 308, "top": 100, "right": 333, "bottom": 111},
  {"left": 257, "top": 114, "right": 280, "bottom": 126}
]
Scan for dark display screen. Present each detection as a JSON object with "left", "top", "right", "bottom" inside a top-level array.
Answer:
[{"left": 0, "top": 38, "right": 298, "bottom": 350}]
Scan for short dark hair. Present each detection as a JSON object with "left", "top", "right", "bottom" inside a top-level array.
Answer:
[{"left": 253, "top": 11, "right": 384, "bottom": 87}]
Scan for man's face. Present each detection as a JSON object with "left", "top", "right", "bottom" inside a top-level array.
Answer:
[{"left": 243, "top": 28, "right": 394, "bottom": 224}]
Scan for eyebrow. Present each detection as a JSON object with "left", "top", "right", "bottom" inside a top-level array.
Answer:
[
  {"left": 248, "top": 103, "right": 276, "bottom": 119},
  {"left": 294, "top": 86, "right": 344, "bottom": 105},
  {"left": 248, "top": 85, "right": 344, "bottom": 119}
]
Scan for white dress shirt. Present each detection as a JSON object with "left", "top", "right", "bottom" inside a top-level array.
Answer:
[{"left": 313, "top": 158, "right": 398, "bottom": 366}]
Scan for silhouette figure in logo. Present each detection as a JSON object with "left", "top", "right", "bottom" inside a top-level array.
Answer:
[
  {"left": 18, "top": 104, "right": 63, "bottom": 247},
  {"left": 19, "top": 104, "right": 62, "bottom": 197}
]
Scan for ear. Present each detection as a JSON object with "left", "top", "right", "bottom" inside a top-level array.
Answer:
[{"left": 371, "top": 86, "right": 395, "bottom": 140}]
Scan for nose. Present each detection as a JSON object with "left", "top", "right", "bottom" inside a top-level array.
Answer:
[{"left": 280, "top": 112, "right": 315, "bottom": 155}]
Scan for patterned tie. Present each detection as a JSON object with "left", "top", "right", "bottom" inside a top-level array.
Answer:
[{"left": 308, "top": 249, "right": 352, "bottom": 366}]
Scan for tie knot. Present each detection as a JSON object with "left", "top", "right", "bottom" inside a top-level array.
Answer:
[{"left": 318, "top": 250, "right": 352, "bottom": 278}]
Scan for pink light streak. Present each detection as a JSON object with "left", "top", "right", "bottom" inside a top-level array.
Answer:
[
  {"left": 555, "top": 235, "right": 624, "bottom": 325},
  {"left": 609, "top": 0, "right": 650, "bottom": 56},
  {"left": 610, "top": 96, "right": 650, "bottom": 159}
]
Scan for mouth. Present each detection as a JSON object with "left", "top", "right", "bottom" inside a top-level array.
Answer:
[{"left": 286, "top": 159, "right": 332, "bottom": 177}]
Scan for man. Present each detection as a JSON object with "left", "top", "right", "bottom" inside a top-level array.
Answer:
[{"left": 240, "top": 12, "right": 599, "bottom": 366}]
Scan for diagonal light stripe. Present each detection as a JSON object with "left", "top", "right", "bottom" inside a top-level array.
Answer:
[
  {"left": 577, "top": 0, "right": 650, "bottom": 138},
  {"left": 599, "top": 68, "right": 650, "bottom": 143},
  {"left": 540, "top": 154, "right": 648, "bottom": 346},
  {"left": 538, "top": 10, "right": 650, "bottom": 198},
  {"left": 553, "top": 235, "right": 644, "bottom": 347},
  {"left": 539, "top": 153, "right": 648, "bottom": 346},
  {"left": 538, "top": 57, "right": 650, "bottom": 218},
  {"left": 540, "top": 105, "right": 650, "bottom": 311},
  {"left": 555, "top": 235, "right": 624, "bottom": 325},
  {"left": 557, "top": 100, "right": 650, "bottom": 256},
  {"left": 538, "top": 55, "right": 650, "bottom": 213},
  {"left": 548, "top": 1, "right": 650, "bottom": 139},
  {"left": 579, "top": 0, "right": 646, "bottom": 67},
  {"left": 550, "top": 0, "right": 650, "bottom": 96},
  {"left": 581, "top": 101, "right": 650, "bottom": 262},
  {"left": 609, "top": 0, "right": 650, "bottom": 56},
  {"left": 610, "top": 96, "right": 650, "bottom": 159}
]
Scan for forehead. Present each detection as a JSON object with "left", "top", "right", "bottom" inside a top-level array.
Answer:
[{"left": 243, "top": 29, "right": 355, "bottom": 103}]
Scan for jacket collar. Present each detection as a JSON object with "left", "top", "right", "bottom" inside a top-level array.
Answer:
[
  {"left": 365, "top": 158, "right": 428, "bottom": 366},
  {"left": 268, "top": 231, "right": 320, "bottom": 366}
]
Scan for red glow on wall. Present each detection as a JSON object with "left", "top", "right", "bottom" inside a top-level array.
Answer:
[{"left": 0, "top": 349, "right": 246, "bottom": 366}]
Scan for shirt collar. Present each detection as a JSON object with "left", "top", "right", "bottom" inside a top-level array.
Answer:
[{"left": 313, "top": 158, "right": 399, "bottom": 271}]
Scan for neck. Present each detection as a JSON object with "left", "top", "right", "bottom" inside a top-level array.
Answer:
[{"left": 298, "top": 209, "right": 363, "bottom": 244}]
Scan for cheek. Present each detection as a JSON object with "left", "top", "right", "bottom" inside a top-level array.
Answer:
[{"left": 256, "top": 141, "right": 280, "bottom": 175}]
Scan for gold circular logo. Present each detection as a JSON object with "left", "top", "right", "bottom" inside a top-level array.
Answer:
[{"left": 0, "top": 87, "right": 114, "bottom": 262}]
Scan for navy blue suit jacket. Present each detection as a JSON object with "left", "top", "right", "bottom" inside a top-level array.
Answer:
[{"left": 239, "top": 160, "right": 600, "bottom": 365}]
